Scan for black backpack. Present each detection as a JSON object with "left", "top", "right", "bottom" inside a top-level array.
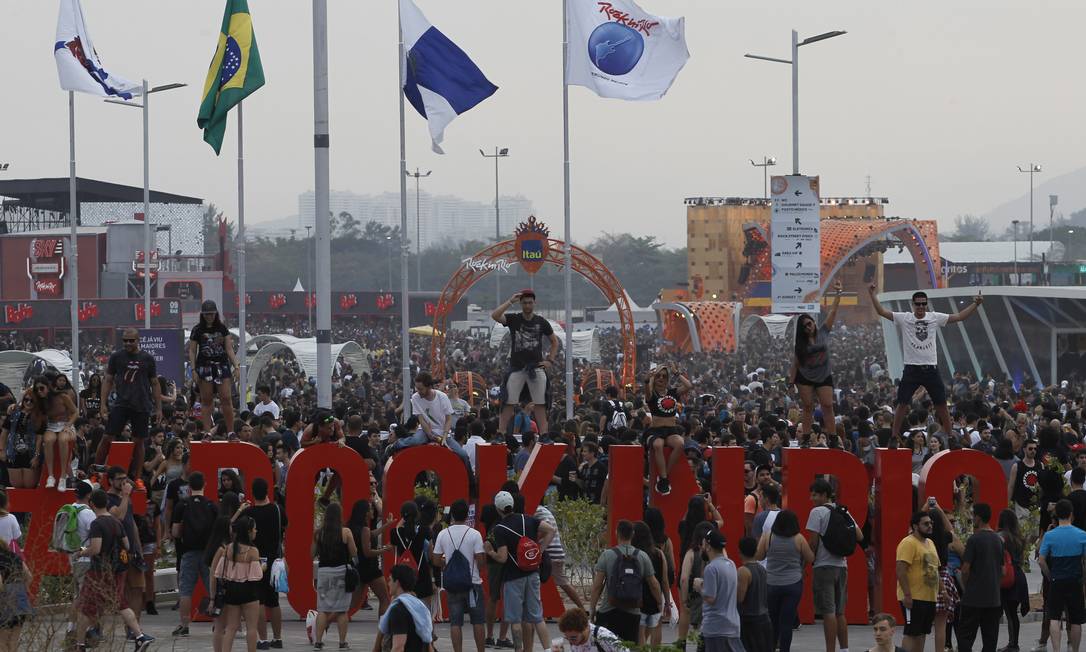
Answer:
[
  {"left": 819, "top": 504, "right": 858, "bottom": 557},
  {"left": 180, "top": 495, "right": 217, "bottom": 549},
  {"left": 606, "top": 546, "right": 643, "bottom": 609},
  {"left": 442, "top": 528, "right": 474, "bottom": 593}
]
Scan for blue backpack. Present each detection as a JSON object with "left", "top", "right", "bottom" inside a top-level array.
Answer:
[{"left": 442, "top": 527, "right": 474, "bottom": 593}]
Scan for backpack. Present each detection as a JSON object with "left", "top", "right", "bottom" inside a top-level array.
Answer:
[
  {"left": 606, "top": 546, "right": 644, "bottom": 609},
  {"left": 1000, "top": 548, "right": 1015, "bottom": 589},
  {"left": 818, "top": 504, "right": 858, "bottom": 557},
  {"left": 180, "top": 495, "right": 217, "bottom": 549},
  {"left": 108, "top": 518, "right": 130, "bottom": 573},
  {"left": 442, "top": 527, "right": 474, "bottom": 593},
  {"left": 396, "top": 528, "right": 420, "bottom": 571},
  {"left": 51, "top": 504, "right": 88, "bottom": 553},
  {"left": 607, "top": 401, "right": 627, "bottom": 431},
  {"left": 498, "top": 515, "right": 542, "bottom": 571}
]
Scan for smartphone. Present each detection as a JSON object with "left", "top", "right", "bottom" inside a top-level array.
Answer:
[{"left": 927, "top": 497, "right": 936, "bottom": 508}]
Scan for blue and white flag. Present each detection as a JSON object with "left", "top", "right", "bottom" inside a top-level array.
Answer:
[
  {"left": 399, "top": 0, "right": 497, "bottom": 154},
  {"left": 54, "top": 0, "right": 141, "bottom": 98}
]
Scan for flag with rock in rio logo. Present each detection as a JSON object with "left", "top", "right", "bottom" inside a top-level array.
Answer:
[{"left": 197, "top": 0, "right": 265, "bottom": 154}]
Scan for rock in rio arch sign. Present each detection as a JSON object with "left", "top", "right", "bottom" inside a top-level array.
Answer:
[
  {"left": 8, "top": 442, "right": 1006, "bottom": 625},
  {"left": 430, "top": 216, "right": 638, "bottom": 387}
]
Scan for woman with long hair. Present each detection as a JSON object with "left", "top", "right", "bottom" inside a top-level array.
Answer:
[
  {"left": 219, "top": 469, "right": 244, "bottom": 502},
  {"left": 643, "top": 507, "right": 675, "bottom": 622},
  {"left": 676, "top": 520, "right": 715, "bottom": 648},
  {"left": 643, "top": 364, "right": 693, "bottom": 496},
  {"left": 998, "top": 508, "right": 1028, "bottom": 652},
  {"left": 188, "top": 300, "right": 239, "bottom": 433},
  {"left": 789, "top": 279, "right": 843, "bottom": 437},
  {"left": 755, "top": 509, "right": 814, "bottom": 652},
  {"left": 311, "top": 502, "right": 357, "bottom": 649},
  {"left": 677, "top": 495, "right": 722, "bottom": 556},
  {"left": 79, "top": 373, "right": 102, "bottom": 418},
  {"left": 632, "top": 521, "right": 667, "bottom": 645},
  {"left": 209, "top": 516, "right": 263, "bottom": 652},
  {"left": 394, "top": 500, "right": 435, "bottom": 609},
  {"left": 40, "top": 374, "right": 77, "bottom": 491},
  {"left": 347, "top": 499, "right": 392, "bottom": 616},
  {"left": 910, "top": 430, "right": 929, "bottom": 473},
  {"left": 0, "top": 391, "right": 43, "bottom": 489}
]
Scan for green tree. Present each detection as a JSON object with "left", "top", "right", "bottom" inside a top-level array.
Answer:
[{"left": 941, "top": 214, "right": 990, "bottom": 242}]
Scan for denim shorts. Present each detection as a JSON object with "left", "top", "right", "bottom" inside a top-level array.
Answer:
[
  {"left": 447, "top": 584, "right": 485, "bottom": 626},
  {"left": 178, "top": 550, "right": 210, "bottom": 598},
  {"left": 502, "top": 574, "right": 542, "bottom": 624}
]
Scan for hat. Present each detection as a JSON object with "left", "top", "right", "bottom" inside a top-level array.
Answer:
[
  {"left": 74, "top": 480, "right": 94, "bottom": 499},
  {"left": 494, "top": 491, "right": 515, "bottom": 513},
  {"left": 683, "top": 440, "right": 702, "bottom": 457},
  {"left": 704, "top": 529, "right": 726, "bottom": 550},
  {"left": 518, "top": 289, "right": 536, "bottom": 300},
  {"left": 200, "top": 299, "right": 218, "bottom": 313}
]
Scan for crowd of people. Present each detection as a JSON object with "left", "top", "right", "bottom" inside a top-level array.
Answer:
[{"left": 0, "top": 287, "right": 1082, "bottom": 652}]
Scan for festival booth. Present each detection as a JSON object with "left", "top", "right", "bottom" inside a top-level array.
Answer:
[
  {"left": 0, "top": 349, "right": 74, "bottom": 389},
  {"left": 652, "top": 301, "right": 742, "bottom": 353},
  {"left": 245, "top": 334, "right": 370, "bottom": 389}
]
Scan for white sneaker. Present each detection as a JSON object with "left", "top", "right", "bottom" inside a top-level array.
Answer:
[
  {"left": 45, "top": 476, "right": 56, "bottom": 488},
  {"left": 57, "top": 477, "right": 67, "bottom": 492}
]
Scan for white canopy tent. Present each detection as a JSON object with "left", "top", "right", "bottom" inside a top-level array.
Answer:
[
  {"left": 738, "top": 314, "right": 797, "bottom": 343},
  {"left": 593, "top": 291, "right": 657, "bottom": 323},
  {"left": 245, "top": 335, "right": 370, "bottom": 389},
  {"left": 0, "top": 349, "right": 75, "bottom": 390},
  {"left": 489, "top": 320, "right": 600, "bottom": 363}
]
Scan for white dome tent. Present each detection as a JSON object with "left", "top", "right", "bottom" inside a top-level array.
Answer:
[
  {"left": 738, "top": 314, "right": 797, "bottom": 347},
  {"left": 244, "top": 334, "right": 370, "bottom": 389},
  {"left": 489, "top": 320, "right": 600, "bottom": 363},
  {"left": 0, "top": 349, "right": 75, "bottom": 390}
]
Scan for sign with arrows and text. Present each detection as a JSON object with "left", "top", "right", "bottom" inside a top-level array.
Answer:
[{"left": 770, "top": 175, "right": 821, "bottom": 313}]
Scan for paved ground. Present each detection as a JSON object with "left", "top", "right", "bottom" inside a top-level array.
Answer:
[{"left": 130, "top": 596, "right": 1054, "bottom": 652}]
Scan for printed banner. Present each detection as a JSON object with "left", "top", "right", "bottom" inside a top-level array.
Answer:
[
  {"left": 770, "top": 175, "right": 821, "bottom": 313},
  {"left": 136, "top": 328, "right": 185, "bottom": 387}
]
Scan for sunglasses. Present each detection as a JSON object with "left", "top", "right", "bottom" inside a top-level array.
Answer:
[
  {"left": 913, "top": 302, "right": 928, "bottom": 307},
  {"left": 123, "top": 338, "right": 137, "bottom": 343}
]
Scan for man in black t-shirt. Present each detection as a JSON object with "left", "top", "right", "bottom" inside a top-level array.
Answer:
[
  {"left": 491, "top": 290, "right": 558, "bottom": 438},
  {"left": 97, "top": 328, "right": 162, "bottom": 478},
  {"left": 957, "top": 503, "right": 1005, "bottom": 652},
  {"left": 578, "top": 442, "right": 608, "bottom": 504},
  {"left": 380, "top": 565, "right": 434, "bottom": 652},
  {"left": 246, "top": 478, "right": 285, "bottom": 648}
]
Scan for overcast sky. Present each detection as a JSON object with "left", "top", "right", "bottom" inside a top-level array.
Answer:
[{"left": 4, "top": 1, "right": 1084, "bottom": 248}]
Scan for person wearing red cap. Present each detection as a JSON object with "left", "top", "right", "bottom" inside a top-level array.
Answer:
[{"left": 491, "top": 291, "right": 558, "bottom": 435}]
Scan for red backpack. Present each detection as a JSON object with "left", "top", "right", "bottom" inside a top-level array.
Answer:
[
  {"left": 395, "top": 529, "right": 420, "bottom": 571},
  {"left": 498, "top": 515, "right": 542, "bottom": 571}
]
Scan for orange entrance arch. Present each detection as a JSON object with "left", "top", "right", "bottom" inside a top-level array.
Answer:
[{"left": 430, "top": 237, "right": 637, "bottom": 388}]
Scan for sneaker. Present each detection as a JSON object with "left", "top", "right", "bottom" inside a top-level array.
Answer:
[
  {"left": 314, "top": 643, "right": 325, "bottom": 650},
  {"left": 360, "top": 602, "right": 373, "bottom": 610},
  {"left": 257, "top": 642, "right": 271, "bottom": 651},
  {"left": 57, "top": 476, "right": 67, "bottom": 491},
  {"left": 145, "top": 601, "right": 158, "bottom": 615},
  {"left": 134, "top": 634, "right": 155, "bottom": 652},
  {"left": 1029, "top": 645, "right": 1046, "bottom": 652},
  {"left": 172, "top": 625, "right": 190, "bottom": 637},
  {"left": 655, "top": 477, "right": 671, "bottom": 495},
  {"left": 485, "top": 638, "right": 496, "bottom": 648},
  {"left": 496, "top": 639, "right": 515, "bottom": 649},
  {"left": 46, "top": 476, "right": 56, "bottom": 488},
  {"left": 339, "top": 643, "right": 351, "bottom": 650},
  {"left": 271, "top": 641, "right": 284, "bottom": 649},
  {"left": 85, "top": 627, "right": 102, "bottom": 648}
]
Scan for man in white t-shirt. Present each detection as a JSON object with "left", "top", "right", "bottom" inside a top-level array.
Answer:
[
  {"left": 392, "top": 371, "right": 471, "bottom": 468},
  {"left": 431, "top": 499, "right": 486, "bottom": 652},
  {"left": 251, "top": 384, "right": 281, "bottom": 422},
  {"left": 869, "top": 284, "right": 983, "bottom": 442}
]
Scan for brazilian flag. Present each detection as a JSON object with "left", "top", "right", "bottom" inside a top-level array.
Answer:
[{"left": 198, "top": 0, "right": 265, "bottom": 154}]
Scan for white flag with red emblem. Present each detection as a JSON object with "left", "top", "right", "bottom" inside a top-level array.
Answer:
[{"left": 54, "top": 0, "right": 141, "bottom": 98}]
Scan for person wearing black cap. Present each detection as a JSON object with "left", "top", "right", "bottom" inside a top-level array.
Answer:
[
  {"left": 491, "top": 290, "right": 558, "bottom": 436},
  {"left": 187, "top": 300, "right": 239, "bottom": 433}
]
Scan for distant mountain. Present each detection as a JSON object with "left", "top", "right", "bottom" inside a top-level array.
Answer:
[{"left": 980, "top": 166, "right": 1086, "bottom": 230}]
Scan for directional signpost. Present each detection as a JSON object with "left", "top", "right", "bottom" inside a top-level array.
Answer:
[{"left": 771, "top": 175, "right": 821, "bottom": 313}]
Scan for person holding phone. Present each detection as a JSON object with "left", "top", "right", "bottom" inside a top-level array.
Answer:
[
  {"left": 868, "top": 285, "right": 983, "bottom": 441},
  {"left": 789, "top": 279, "right": 843, "bottom": 439},
  {"left": 491, "top": 290, "right": 559, "bottom": 436}
]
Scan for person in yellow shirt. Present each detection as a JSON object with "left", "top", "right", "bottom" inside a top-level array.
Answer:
[{"left": 895, "top": 512, "right": 943, "bottom": 652}]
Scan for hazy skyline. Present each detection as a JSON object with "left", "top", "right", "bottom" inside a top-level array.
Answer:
[{"left": 3, "top": 1, "right": 1084, "bottom": 248}]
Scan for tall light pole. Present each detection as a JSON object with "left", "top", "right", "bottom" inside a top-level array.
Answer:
[
  {"left": 1011, "top": 220, "right": 1020, "bottom": 285},
  {"left": 1017, "top": 163, "right": 1042, "bottom": 261},
  {"left": 105, "top": 81, "right": 187, "bottom": 327},
  {"left": 405, "top": 168, "right": 431, "bottom": 292},
  {"left": 745, "top": 30, "right": 846, "bottom": 175},
  {"left": 1049, "top": 194, "right": 1058, "bottom": 284},
  {"left": 749, "top": 156, "right": 777, "bottom": 199},
  {"left": 305, "top": 224, "right": 313, "bottom": 335},
  {"left": 386, "top": 235, "right": 393, "bottom": 290},
  {"left": 480, "top": 147, "right": 510, "bottom": 306}
]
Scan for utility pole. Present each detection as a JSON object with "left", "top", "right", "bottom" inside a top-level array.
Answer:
[
  {"left": 1017, "top": 163, "right": 1042, "bottom": 261},
  {"left": 405, "top": 168, "right": 431, "bottom": 292},
  {"left": 480, "top": 147, "right": 510, "bottom": 306},
  {"left": 749, "top": 156, "right": 777, "bottom": 199}
]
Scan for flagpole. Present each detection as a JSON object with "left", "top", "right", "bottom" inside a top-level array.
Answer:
[
  {"left": 561, "top": 0, "right": 574, "bottom": 420},
  {"left": 236, "top": 101, "right": 248, "bottom": 407},
  {"left": 398, "top": 3, "right": 412, "bottom": 419},
  {"left": 68, "top": 91, "right": 80, "bottom": 395},
  {"left": 142, "top": 78, "right": 151, "bottom": 329},
  {"left": 313, "top": 0, "right": 332, "bottom": 409}
]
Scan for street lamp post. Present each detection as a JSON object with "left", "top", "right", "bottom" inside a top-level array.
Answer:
[
  {"left": 745, "top": 30, "right": 846, "bottom": 175},
  {"left": 480, "top": 147, "right": 510, "bottom": 306},
  {"left": 305, "top": 224, "right": 313, "bottom": 335},
  {"left": 104, "top": 81, "right": 186, "bottom": 327},
  {"left": 405, "top": 168, "right": 431, "bottom": 292},
  {"left": 1017, "top": 163, "right": 1042, "bottom": 261},
  {"left": 386, "top": 235, "right": 393, "bottom": 289},
  {"left": 749, "top": 156, "right": 777, "bottom": 199},
  {"left": 1012, "top": 220, "right": 1020, "bottom": 285},
  {"left": 1049, "top": 194, "right": 1058, "bottom": 284}
]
